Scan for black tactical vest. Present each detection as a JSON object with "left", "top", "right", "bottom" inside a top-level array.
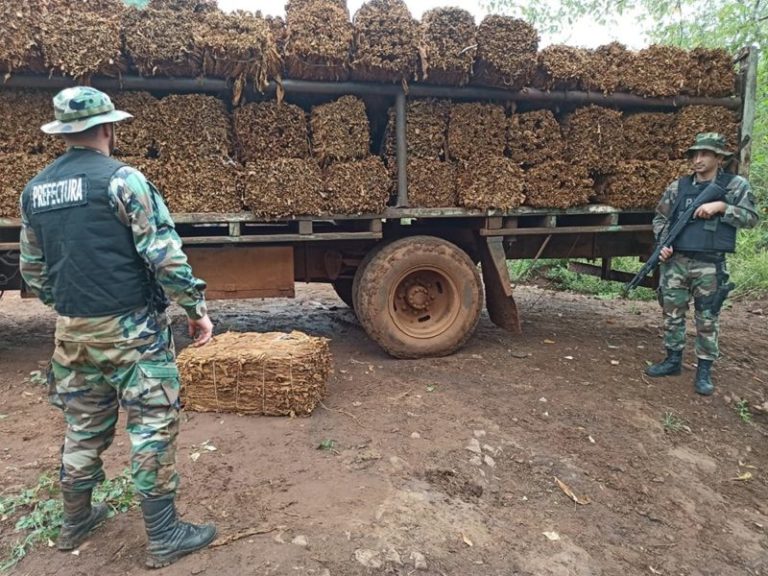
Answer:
[
  {"left": 21, "top": 148, "right": 153, "bottom": 317},
  {"left": 672, "top": 173, "right": 737, "bottom": 254}
]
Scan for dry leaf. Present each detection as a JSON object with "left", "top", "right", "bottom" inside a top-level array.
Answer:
[
  {"left": 461, "top": 533, "right": 474, "bottom": 547},
  {"left": 554, "top": 476, "right": 591, "bottom": 505},
  {"left": 542, "top": 531, "right": 560, "bottom": 541}
]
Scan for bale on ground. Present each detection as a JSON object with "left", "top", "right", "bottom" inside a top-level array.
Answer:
[
  {"left": 0, "top": 90, "right": 65, "bottom": 156},
  {"left": 622, "top": 112, "right": 678, "bottom": 161},
  {"left": 323, "top": 156, "right": 390, "bottom": 214},
  {"left": 234, "top": 101, "right": 309, "bottom": 162},
  {"left": 123, "top": 6, "right": 204, "bottom": 77},
  {"left": 200, "top": 10, "right": 280, "bottom": 90},
  {"left": 419, "top": 8, "right": 476, "bottom": 86},
  {"left": 581, "top": 42, "right": 633, "bottom": 94},
  {"left": 507, "top": 109, "right": 563, "bottom": 166},
  {"left": 311, "top": 96, "right": 370, "bottom": 164},
  {"left": 401, "top": 159, "right": 457, "bottom": 208},
  {"left": 523, "top": 161, "right": 592, "bottom": 209},
  {"left": 623, "top": 44, "right": 688, "bottom": 97},
  {"left": 456, "top": 157, "right": 525, "bottom": 211},
  {"left": 384, "top": 99, "right": 450, "bottom": 160},
  {"left": 350, "top": 0, "right": 419, "bottom": 83},
  {"left": 675, "top": 105, "right": 740, "bottom": 156},
  {"left": 243, "top": 158, "right": 325, "bottom": 218},
  {"left": 532, "top": 45, "right": 591, "bottom": 91},
  {"left": 153, "top": 94, "right": 233, "bottom": 160},
  {"left": 284, "top": 0, "right": 353, "bottom": 81},
  {"left": 0, "top": 2, "right": 47, "bottom": 74},
  {"left": 178, "top": 330, "right": 331, "bottom": 416},
  {"left": 472, "top": 15, "right": 538, "bottom": 90},
  {"left": 684, "top": 47, "right": 735, "bottom": 97},
  {"left": 563, "top": 105, "right": 624, "bottom": 174},
  {"left": 448, "top": 102, "right": 507, "bottom": 160},
  {"left": 0, "top": 153, "right": 53, "bottom": 218},
  {"left": 594, "top": 160, "right": 690, "bottom": 209},
  {"left": 112, "top": 92, "right": 159, "bottom": 158}
]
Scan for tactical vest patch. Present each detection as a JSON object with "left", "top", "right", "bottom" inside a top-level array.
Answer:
[{"left": 30, "top": 175, "right": 88, "bottom": 213}]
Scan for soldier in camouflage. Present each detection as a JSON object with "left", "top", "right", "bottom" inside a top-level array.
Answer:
[
  {"left": 646, "top": 132, "right": 759, "bottom": 395},
  {"left": 19, "top": 86, "right": 217, "bottom": 567}
]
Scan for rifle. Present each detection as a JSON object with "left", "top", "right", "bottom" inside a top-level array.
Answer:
[{"left": 622, "top": 173, "right": 732, "bottom": 295}]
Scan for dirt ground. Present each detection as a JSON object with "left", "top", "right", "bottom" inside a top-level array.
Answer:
[{"left": 1, "top": 284, "right": 767, "bottom": 576}]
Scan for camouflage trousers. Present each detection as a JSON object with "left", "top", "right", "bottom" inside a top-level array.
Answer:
[
  {"left": 49, "top": 326, "right": 181, "bottom": 498},
  {"left": 658, "top": 253, "right": 726, "bottom": 361}
]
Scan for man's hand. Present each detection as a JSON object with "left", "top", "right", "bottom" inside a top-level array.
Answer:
[
  {"left": 659, "top": 246, "right": 674, "bottom": 262},
  {"left": 188, "top": 315, "right": 213, "bottom": 346},
  {"left": 694, "top": 201, "right": 727, "bottom": 220}
]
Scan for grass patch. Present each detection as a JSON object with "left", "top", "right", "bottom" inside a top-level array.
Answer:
[
  {"left": 735, "top": 399, "right": 753, "bottom": 424},
  {"left": 0, "top": 471, "right": 136, "bottom": 572},
  {"left": 662, "top": 411, "right": 690, "bottom": 433}
]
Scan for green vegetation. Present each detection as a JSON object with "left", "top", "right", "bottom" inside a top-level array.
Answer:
[
  {"left": 662, "top": 411, "right": 689, "bottom": 433},
  {"left": 735, "top": 399, "right": 753, "bottom": 424},
  {"left": 0, "top": 471, "right": 136, "bottom": 572}
]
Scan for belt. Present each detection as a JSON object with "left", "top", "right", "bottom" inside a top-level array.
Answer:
[{"left": 676, "top": 251, "right": 725, "bottom": 263}]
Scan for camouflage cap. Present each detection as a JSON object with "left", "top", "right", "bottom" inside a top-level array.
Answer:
[
  {"left": 686, "top": 132, "right": 733, "bottom": 157},
  {"left": 41, "top": 86, "right": 132, "bottom": 135}
]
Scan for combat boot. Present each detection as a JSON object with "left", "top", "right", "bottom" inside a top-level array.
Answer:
[
  {"left": 57, "top": 489, "right": 109, "bottom": 550},
  {"left": 141, "top": 495, "right": 216, "bottom": 568},
  {"left": 694, "top": 359, "right": 714, "bottom": 396},
  {"left": 645, "top": 348, "right": 683, "bottom": 377}
]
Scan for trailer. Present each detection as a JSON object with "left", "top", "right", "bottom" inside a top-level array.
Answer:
[{"left": 0, "top": 46, "right": 758, "bottom": 358}]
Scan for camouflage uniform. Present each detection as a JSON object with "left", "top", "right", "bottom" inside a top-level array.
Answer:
[
  {"left": 652, "top": 172, "right": 759, "bottom": 360},
  {"left": 20, "top": 164, "right": 207, "bottom": 498}
]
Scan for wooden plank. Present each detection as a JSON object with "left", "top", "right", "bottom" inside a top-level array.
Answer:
[
  {"left": 298, "top": 220, "right": 313, "bottom": 235},
  {"left": 0, "top": 243, "right": 19, "bottom": 250},
  {"left": 369, "top": 219, "right": 383, "bottom": 234},
  {"left": 479, "top": 224, "right": 652, "bottom": 236},
  {"left": 738, "top": 46, "right": 758, "bottom": 178},
  {"left": 228, "top": 222, "right": 241, "bottom": 237},
  {"left": 181, "top": 231, "right": 382, "bottom": 245},
  {"left": 484, "top": 216, "right": 503, "bottom": 230}
]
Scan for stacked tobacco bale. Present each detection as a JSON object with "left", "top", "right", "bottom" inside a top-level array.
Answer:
[
  {"left": 623, "top": 112, "right": 678, "bottom": 161},
  {"left": 507, "top": 109, "right": 563, "bottom": 166},
  {"left": 472, "top": 15, "right": 538, "bottom": 90},
  {"left": 685, "top": 47, "right": 735, "bottom": 97},
  {"left": 384, "top": 99, "right": 454, "bottom": 207},
  {"left": 312, "top": 96, "right": 389, "bottom": 214},
  {"left": 0, "top": 90, "right": 63, "bottom": 218},
  {"left": 675, "top": 105, "right": 740, "bottom": 156},
  {"left": 178, "top": 331, "right": 331, "bottom": 417},
  {"left": 533, "top": 45, "right": 590, "bottom": 91},
  {"left": 419, "top": 8, "right": 476, "bottom": 86},
  {"left": 234, "top": 101, "right": 310, "bottom": 161},
  {"left": 594, "top": 161, "right": 690, "bottom": 209},
  {"left": 581, "top": 42, "right": 633, "bottom": 94},
  {"left": 449, "top": 103, "right": 524, "bottom": 210},
  {"left": 350, "top": 0, "right": 419, "bottom": 83},
  {"left": 524, "top": 162, "right": 593, "bottom": 209},
  {"left": 563, "top": 105, "right": 625, "bottom": 175},
  {"left": 112, "top": 92, "right": 160, "bottom": 158},
  {"left": 284, "top": 0, "right": 353, "bottom": 81},
  {"left": 623, "top": 44, "right": 688, "bottom": 97},
  {"left": 0, "top": 1, "right": 47, "bottom": 74}
]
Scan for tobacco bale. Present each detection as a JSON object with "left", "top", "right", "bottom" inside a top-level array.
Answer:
[
  {"left": 0, "top": 90, "right": 65, "bottom": 156},
  {"left": 402, "top": 159, "right": 457, "bottom": 208},
  {"left": 41, "top": 0, "right": 125, "bottom": 80},
  {"left": 419, "top": 8, "right": 476, "bottom": 86},
  {"left": 383, "top": 99, "right": 449, "bottom": 160},
  {"left": 200, "top": 10, "right": 280, "bottom": 90},
  {"left": 323, "top": 156, "right": 390, "bottom": 215},
  {"left": 265, "top": 15, "right": 287, "bottom": 59},
  {"left": 523, "top": 161, "right": 592, "bottom": 209},
  {"left": 0, "top": 1, "right": 47, "bottom": 73},
  {"left": 311, "top": 96, "right": 370, "bottom": 164},
  {"left": 532, "top": 45, "right": 590, "bottom": 91},
  {"left": 675, "top": 105, "right": 740, "bottom": 156},
  {"left": 123, "top": 6, "right": 204, "bottom": 77},
  {"left": 0, "top": 153, "right": 53, "bottom": 218},
  {"left": 448, "top": 102, "right": 506, "bottom": 161},
  {"left": 563, "top": 105, "right": 624, "bottom": 174},
  {"left": 112, "top": 92, "right": 159, "bottom": 158},
  {"left": 623, "top": 44, "right": 688, "bottom": 97},
  {"left": 286, "top": 0, "right": 348, "bottom": 11},
  {"left": 148, "top": 0, "right": 217, "bottom": 11},
  {"left": 128, "top": 156, "right": 242, "bottom": 213},
  {"left": 622, "top": 112, "right": 678, "bottom": 161},
  {"left": 243, "top": 158, "right": 325, "bottom": 218},
  {"left": 684, "top": 47, "right": 736, "bottom": 97},
  {"left": 507, "top": 109, "right": 563, "bottom": 166},
  {"left": 456, "top": 157, "right": 525, "bottom": 211},
  {"left": 581, "top": 42, "right": 633, "bottom": 94},
  {"left": 350, "top": 0, "right": 419, "bottom": 83},
  {"left": 178, "top": 330, "right": 331, "bottom": 416},
  {"left": 595, "top": 160, "right": 690, "bottom": 209},
  {"left": 153, "top": 94, "right": 233, "bottom": 160},
  {"left": 234, "top": 101, "right": 309, "bottom": 162},
  {"left": 284, "top": 0, "right": 353, "bottom": 81},
  {"left": 472, "top": 15, "right": 538, "bottom": 90}
]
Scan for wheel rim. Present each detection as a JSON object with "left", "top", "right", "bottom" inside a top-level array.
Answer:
[{"left": 388, "top": 265, "right": 461, "bottom": 339}]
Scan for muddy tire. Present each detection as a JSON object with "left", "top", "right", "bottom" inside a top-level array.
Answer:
[
  {"left": 355, "top": 236, "right": 483, "bottom": 358},
  {"left": 331, "top": 278, "right": 355, "bottom": 309}
]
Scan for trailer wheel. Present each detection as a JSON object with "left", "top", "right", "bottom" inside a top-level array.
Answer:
[
  {"left": 331, "top": 278, "right": 354, "bottom": 309},
  {"left": 355, "top": 236, "right": 483, "bottom": 358}
]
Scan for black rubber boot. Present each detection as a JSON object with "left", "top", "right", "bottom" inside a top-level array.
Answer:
[
  {"left": 645, "top": 348, "right": 683, "bottom": 377},
  {"left": 57, "top": 489, "right": 109, "bottom": 551},
  {"left": 142, "top": 496, "right": 217, "bottom": 569},
  {"left": 694, "top": 359, "right": 714, "bottom": 396}
]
